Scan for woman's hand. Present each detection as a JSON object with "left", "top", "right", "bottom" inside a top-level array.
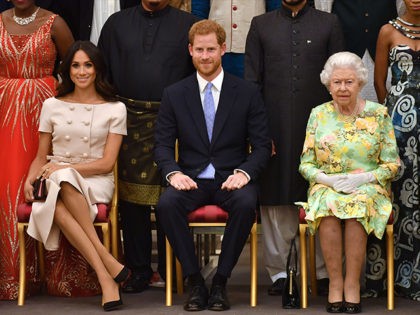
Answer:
[
  {"left": 333, "top": 172, "right": 375, "bottom": 193},
  {"left": 38, "top": 163, "right": 66, "bottom": 179},
  {"left": 315, "top": 173, "right": 347, "bottom": 188},
  {"left": 24, "top": 178, "right": 35, "bottom": 202}
]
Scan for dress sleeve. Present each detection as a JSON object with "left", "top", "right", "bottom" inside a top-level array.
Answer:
[
  {"left": 299, "top": 108, "right": 321, "bottom": 183},
  {"left": 371, "top": 107, "right": 400, "bottom": 186},
  {"left": 109, "top": 102, "right": 127, "bottom": 135},
  {"left": 38, "top": 99, "right": 53, "bottom": 133}
]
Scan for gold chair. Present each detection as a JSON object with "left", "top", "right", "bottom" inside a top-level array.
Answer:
[
  {"left": 17, "top": 165, "right": 119, "bottom": 306},
  {"left": 165, "top": 205, "right": 258, "bottom": 307},
  {"left": 298, "top": 207, "right": 394, "bottom": 310}
]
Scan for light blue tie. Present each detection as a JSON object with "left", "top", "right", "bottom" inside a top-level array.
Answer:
[
  {"left": 198, "top": 82, "right": 216, "bottom": 179},
  {"left": 204, "top": 82, "right": 215, "bottom": 140}
]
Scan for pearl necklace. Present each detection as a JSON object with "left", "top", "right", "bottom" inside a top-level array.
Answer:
[
  {"left": 13, "top": 7, "right": 40, "bottom": 26},
  {"left": 333, "top": 101, "right": 361, "bottom": 123}
]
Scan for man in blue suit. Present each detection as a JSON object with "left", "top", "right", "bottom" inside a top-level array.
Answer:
[{"left": 155, "top": 20, "right": 271, "bottom": 312}]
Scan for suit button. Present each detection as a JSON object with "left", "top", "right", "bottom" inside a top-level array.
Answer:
[
  {"left": 65, "top": 135, "right": 71, "bottom": 141},
  {"left": 83, "top": 137, "right": 88, "bottom": 142},
  {"left": 65, "top": 152, "right": 71, "bottom": 157}
]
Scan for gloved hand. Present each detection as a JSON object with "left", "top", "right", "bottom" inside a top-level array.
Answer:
[
  {"left": 315, "top": 172, "right": 347, "bottom": 188},
  {"left": 333, "top": 172, "right": 375, "bottom": 194}
]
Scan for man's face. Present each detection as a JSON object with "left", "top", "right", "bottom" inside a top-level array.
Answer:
[
  {"left": 283, "top": 0, "right": 306, "bottom": 6},
  {"left": 141, "top": 0, "right": 169, "bottom": 11},
  {"left": 189, "top": 33, "right": 226, "bottom": 82}
]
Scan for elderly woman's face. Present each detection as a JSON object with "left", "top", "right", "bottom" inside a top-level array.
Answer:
[{"left": 328, "top": 67, "right": 362, "bottom": 108}]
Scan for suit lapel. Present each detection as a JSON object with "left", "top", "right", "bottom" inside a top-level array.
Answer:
[
  {"left": 211, "top": 75, "right": 237, "bottom": 144},
  {"left": 184, "top": 77, "right": 210, "bottom": 146}
]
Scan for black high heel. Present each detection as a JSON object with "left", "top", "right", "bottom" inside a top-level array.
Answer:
[
  {"left": 114, "top": 266, "right": 130, "bottom": 283},
  {"left": 326, "top": 301, "right": 344, "bottom": 313},
  {"left": 103, "top": 289, "right": 123, "bottom": 312},
  {"left": 343, "top": 301, "right": 362, "bottom": 314}
]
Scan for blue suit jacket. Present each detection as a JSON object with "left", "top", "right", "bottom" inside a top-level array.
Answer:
[{"left": 154, "top": 72, "right": 271, "bottom": 183}]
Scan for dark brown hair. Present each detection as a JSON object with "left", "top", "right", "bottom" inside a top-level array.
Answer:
[{"left": 56, "top": 41, "right": 117, "bottom": 101}]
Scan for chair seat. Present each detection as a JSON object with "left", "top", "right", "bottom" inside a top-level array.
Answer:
[
  {"left": 298, "top": 207, "right": 394, "bottom": 224},
  {"left": 188, "top": 205, "right": 228, "bottom": 223},
  {"left": 17, "top": 203, "right": 110, "bottom": 223}
]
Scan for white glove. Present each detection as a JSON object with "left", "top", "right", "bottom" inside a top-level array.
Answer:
[
  {"left": 333, "top": 172, "right": 375, "bottom": 194},
  {"left": 315, "top": 173, "right": 347, "bottom": 188}
]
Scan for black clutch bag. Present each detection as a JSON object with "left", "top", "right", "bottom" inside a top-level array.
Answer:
[
  {"left": 282, "top": 237, "right": 300, "bottom": 309},
  {"left": 33, "top": 178, "right": 48, "bottom": 200}
]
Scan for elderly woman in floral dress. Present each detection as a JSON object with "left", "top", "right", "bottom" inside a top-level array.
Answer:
[{"left": 298, "top": 52, "right": 400, "bottom": 314}]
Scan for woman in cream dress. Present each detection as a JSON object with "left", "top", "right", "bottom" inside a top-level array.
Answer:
[{"left": 24, "top": 41, "right": 128, "bottom": 311}]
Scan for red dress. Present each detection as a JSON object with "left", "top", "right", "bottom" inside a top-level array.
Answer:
[{"left": 0, "top": 14, "right": 100, "bottom": 299}]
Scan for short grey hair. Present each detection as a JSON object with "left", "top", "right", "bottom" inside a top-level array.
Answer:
[{"left": 320, "top": 51, "right": 368, "bottom": 88}]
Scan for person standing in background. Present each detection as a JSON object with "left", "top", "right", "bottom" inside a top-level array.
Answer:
[
  {"left": 374, "top": 0, "right": 419, "bottom": 301},
  {"left": 191, "top": 0, "right": 281, "bottom": 78},
  {"left": 0, "top": 0, "right": 73, "bottom": 300},
  {"left": 315, "top": 0, "right": 397, "bottom": 102},
  {"left": 245, "top": 0, "right": 344, "bottom": 296},
  {"left": 98, "top": 0, "right": 199, "bottom": 294}
]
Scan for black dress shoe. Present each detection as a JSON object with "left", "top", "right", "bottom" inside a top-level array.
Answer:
[
  {"left": 122, "top": 274, "right": 149, "bottom": 293},
  {"left": 184, "top": 284, "right": 209, "bottom": 311},
  {"left": 103, "top": 289, "right": 123, "bottom": 311},
  {"left": 317, "top": 278, "right": 330, "bottom": 296},
  {"left": 114, "top": 266, "right": 130, "bottom": 284},
  {"left": 326, "top": 301, "right": 344, "bottom": 313},
  {"left": 268, "top": 278, "right": 285, "bottom": 296},
  {"left": 208, "top": 285, "right": 230, "bottom": 311},
  {"left": 344, "top": 301, "right": 361, "bottom": 314}
]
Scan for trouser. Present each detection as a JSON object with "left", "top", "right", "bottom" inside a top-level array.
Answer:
[
  {"left": 119, "top": 200, "right": 166, "bottom": 279},
  {"left": 157, "top": 179, "right": 257, "bottom": 278},
  {"left": 260, "top": 205, "right": 328, "bottom": 282}
]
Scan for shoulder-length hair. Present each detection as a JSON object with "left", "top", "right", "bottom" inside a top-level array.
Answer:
[{"left": 56, "top": 40, "right": 118, "bottom": 101}]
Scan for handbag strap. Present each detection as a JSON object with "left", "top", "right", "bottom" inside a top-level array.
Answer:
[{"left": 286, "top": 238, "right": 298, "bottom": 272}]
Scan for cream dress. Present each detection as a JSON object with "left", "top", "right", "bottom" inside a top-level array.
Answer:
[{"left": 27, "top": 97, "right": 127, "bottom": 250}]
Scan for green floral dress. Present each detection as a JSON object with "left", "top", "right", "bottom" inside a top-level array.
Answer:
[{"left": 297, "top": 101, "right": 400, "bottom": 239}]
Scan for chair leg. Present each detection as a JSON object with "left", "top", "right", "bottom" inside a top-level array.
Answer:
[
  {"left": 166, "top": 237, "right": 173, "bottom": 306},
  {"left": 18, "top": 223, "right": 27, "bottom": 306},
  {"left": 250, "top": 223, "right": 257, "bottom": 307},
  {"left": 101, "top": 224, "right": 110, "bottom": 252},
  {"left": 37, "top": 241, "right": 45, "bottom": 282},
  {"left": 299, "top": 223, "right": 308, "bottom": 308},
  {"left": 176, "top": 258, "right": 183, "bottom": 295},
  {"left": 309, "top": 232, "right": 317, "bottom": 296},
  {"left": 386, "top": 224, "right": 394, "bottom": 310}
]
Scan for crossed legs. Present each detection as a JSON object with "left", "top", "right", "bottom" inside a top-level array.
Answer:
[
  {"left": 53, "top": 182, "right": 124, "bottom": 305},
  {"left": 319, "top": 217, "right": 367, "bottom": 304}
]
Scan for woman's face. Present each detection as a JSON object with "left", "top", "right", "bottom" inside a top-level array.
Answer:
[
  {"left": 328, "top": 67, "right": 362, "bottom": 109},
  {"left": 70, "top": 50, "right": 96, "bottom": 90},
  {"left": 11, "top": 0, "right": 35, "bottom": 10},
  {"left": 404, "top": 0, "right": 420, "bottom": 15}
]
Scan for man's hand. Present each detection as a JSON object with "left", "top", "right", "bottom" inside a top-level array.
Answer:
[
  {"left": 221, "top": 172, "right": 249, "bottom": 191},
  {"left": 169, "top": 172, "right": 198, "bottom": 191}
]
